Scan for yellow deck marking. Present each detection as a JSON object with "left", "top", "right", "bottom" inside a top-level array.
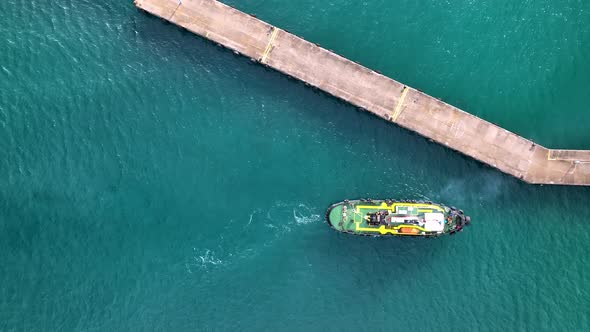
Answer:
[
  {"left": 391, "top": 87, "right": 409, "bottom": 122},
  {"left": 351, "top": 202, "right": 445, "bottom": 235},
  {"left": 547, "top": 150, "right": 555, "bottom": 160},
  {"left": 355, "top": 202, "right": 444, "bottom": 213},
  {"left": 260, "top": 27, "right": 279, "bottom": 63},
  {"left": 355, "top": 222, "right": 426, "bottom": 235},
  {"left": 348, "top": 202, "right": 448, "bottom": 235}
]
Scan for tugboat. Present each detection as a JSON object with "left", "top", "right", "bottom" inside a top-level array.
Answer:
[{"left": 326, "top": 199, "right": 470, "bottom": 237}]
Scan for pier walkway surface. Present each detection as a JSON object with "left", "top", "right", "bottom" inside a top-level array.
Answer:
[{"left": 135, "top": 0, "right": 590, "bottom": 186}]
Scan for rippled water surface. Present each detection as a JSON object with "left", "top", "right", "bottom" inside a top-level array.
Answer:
[{"left": 1, "top": 0, "right": 589, "bottom": 331}]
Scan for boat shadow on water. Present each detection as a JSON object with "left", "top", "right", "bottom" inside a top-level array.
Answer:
[{"left": 313, "top": 226, "right": 457, "bottom": 280}]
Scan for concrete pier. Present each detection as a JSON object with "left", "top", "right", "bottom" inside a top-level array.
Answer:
[{"left": 135, "top": 0, "right": 590, "bottom": 186}]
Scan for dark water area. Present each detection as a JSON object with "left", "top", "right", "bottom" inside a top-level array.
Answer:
[{"left": 1, "top": 0, "right": 589, "bottom": 330}]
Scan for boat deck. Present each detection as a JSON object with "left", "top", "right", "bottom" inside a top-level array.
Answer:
[{"left": 328, "top": 201, "right": 456, "bottom": 236}]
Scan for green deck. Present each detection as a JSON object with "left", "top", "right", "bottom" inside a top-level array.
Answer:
[{"left": 327, "top": 200, "right": 465, "bottom": 237}]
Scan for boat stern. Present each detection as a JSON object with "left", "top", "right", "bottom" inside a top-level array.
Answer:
[{"left": 325, "top": 201, "right": 346, "bottom": 230}]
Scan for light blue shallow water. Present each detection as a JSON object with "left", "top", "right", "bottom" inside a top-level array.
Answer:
[{"left": 1, "top": 0, "right": 589, "bottom": 331}]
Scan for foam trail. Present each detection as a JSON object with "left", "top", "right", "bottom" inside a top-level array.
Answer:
[{"left": 293, "top": 203, "right": 321, "bottom": 225}]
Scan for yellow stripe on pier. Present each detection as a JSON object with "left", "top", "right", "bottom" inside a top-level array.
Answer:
[
  {"left": 260, "top": 27, "right": 279, "bottom": 64},
  {"left": 391, "top": 87, "right": 409, "bottom": 122}
]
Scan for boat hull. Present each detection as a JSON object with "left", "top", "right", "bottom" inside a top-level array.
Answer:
[{"left": 326, "top": 199, "right": 470, "bottom": 237}]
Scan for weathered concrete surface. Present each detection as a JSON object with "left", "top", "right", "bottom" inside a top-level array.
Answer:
[{"left": 135, "top": 0, "right": 590, "bottom": 186}]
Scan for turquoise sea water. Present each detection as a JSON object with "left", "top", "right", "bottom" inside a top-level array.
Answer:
[{"left": 1, "top": 0, "right": 590, "bottom": 330}]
